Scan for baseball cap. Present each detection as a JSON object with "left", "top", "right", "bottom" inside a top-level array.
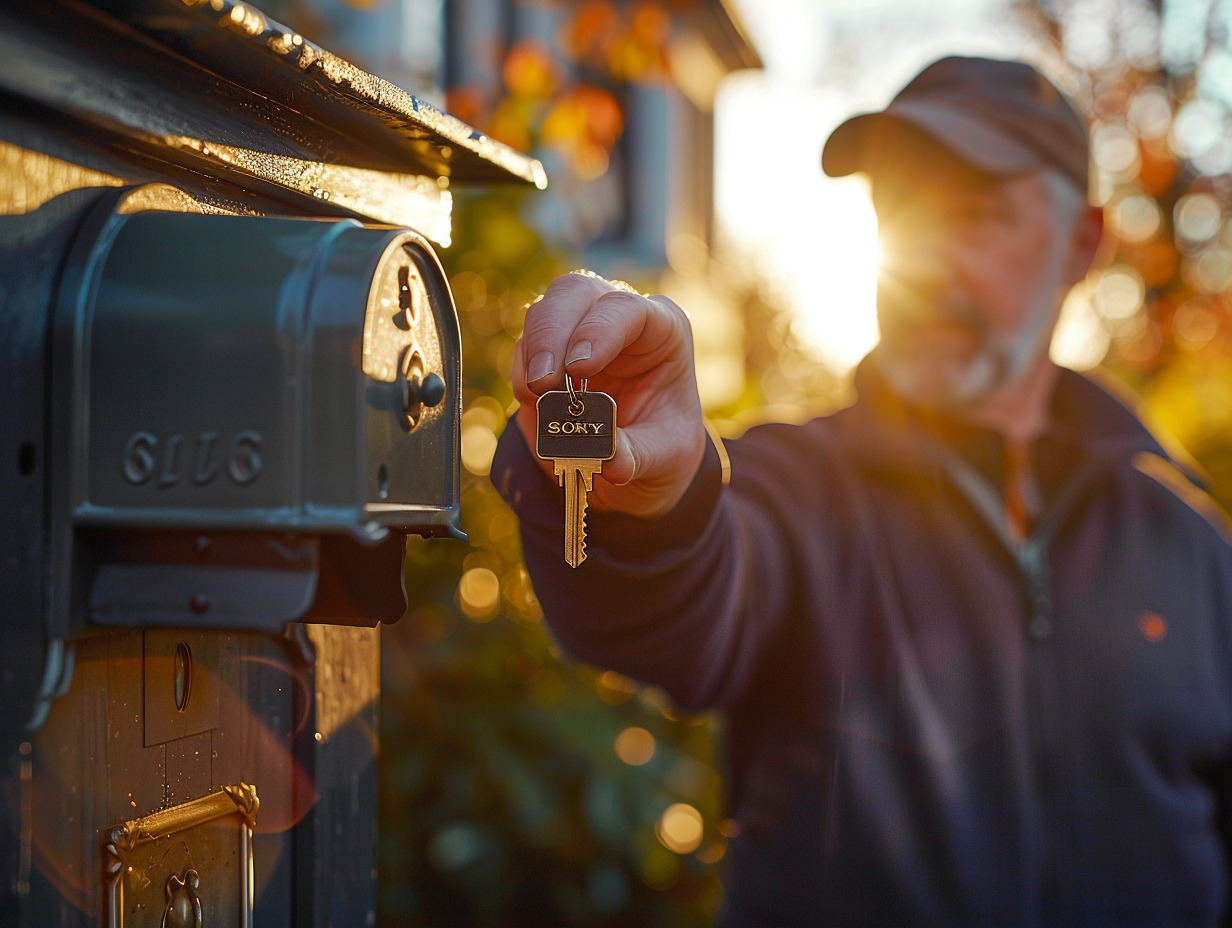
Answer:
[{"left": 822, "top": 56, "right": 1089, "bottom": 191}]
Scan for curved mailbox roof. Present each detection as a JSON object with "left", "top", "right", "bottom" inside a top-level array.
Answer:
[
  {"left": 93, "top": 0, "right": 548, "bottom": 188},
  {"left": 0, "top": 0, "right": 546, "bottom": 233}
]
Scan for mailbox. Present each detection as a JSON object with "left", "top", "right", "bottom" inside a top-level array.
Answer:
[
  {"left": 0, "top": 0, "right": 546, "bottom": 924},
  {"left": 50, "top": 186, "right": 464, "bottom": 635}
]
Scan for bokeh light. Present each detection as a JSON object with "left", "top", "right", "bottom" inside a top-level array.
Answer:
[
  {"left": 1175, "top": 193, "right": 1222, "bottom": 246},
  {"left": 1127, "top": 85, "right": 1173, "bottom": 139},
  {"left": 461, "top": 404, "right": 501, "bottom": 476},
  {"left": 596, "top": 670, "right": 637, "bottom": 705},
  {"left": 614, "top": 726, "right": 656, "bottom": 765},
  {"left": 1170, "top": 99, "right": 1223, "bottom": 162},
  {"left": 1092, "top": 266, "right": 1146, "bottom": 322},
  {"left": 502, "top": 39, "right": 560, "bottom": 99},
  {"left": 1189, "top": 247, "right": 1232, "bottom": 294},
  {"left": 1092, "top": 122, "right": 1141, "bottom": 179},
  {"left": 1110, "top": 192, "right": 1162, "bottom": 243},
  {"left": 457, "top": 566, "right": 500, "bottom": 622},
  {"left": 1173, "top": 298, "right": 1219, "bottom": 351},
  {"left": 654, "top": 803, "right": 704, "bottom": 854}
]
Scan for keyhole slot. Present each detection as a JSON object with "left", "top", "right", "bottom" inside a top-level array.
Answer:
[{"left": 174, "top": 643, "right": 192, "bottom": 713}]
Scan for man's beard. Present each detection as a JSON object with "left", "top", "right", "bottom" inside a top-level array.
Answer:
[{"left": 872, "top": 252, "right": 1068, "bottom": 412}]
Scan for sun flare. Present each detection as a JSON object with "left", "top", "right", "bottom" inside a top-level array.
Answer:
[
  {"left": 716, "top": 77, "right": 884, "bottom": 376},
  {"left": 788, "top": 179, "right": 881, "bottom": 370}
]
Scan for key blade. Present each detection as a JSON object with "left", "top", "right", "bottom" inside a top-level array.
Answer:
[
  {"left": 564, "top": 467, "right": 588, "bottom": 568},
  {"left": 555, "top": 460, "right": 599, "bottom": 569},
  {"left": 574, "top": 468, "right": 589, "bottom": 567},
  {"left": 554, "top": 459, "right": 584, "bottom": 567}
]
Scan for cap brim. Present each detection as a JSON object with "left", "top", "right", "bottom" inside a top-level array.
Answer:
[{"left": 822, "top": 100, "right": 1041, "bottom": 179}]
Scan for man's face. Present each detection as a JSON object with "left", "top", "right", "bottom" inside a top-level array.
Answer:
[{"left": 869, "top": 129, "right": 1081, "bottom": 411}]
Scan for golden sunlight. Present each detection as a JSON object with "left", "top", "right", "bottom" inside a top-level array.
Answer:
[
  {"left": 716, "top": 76, "right": 883, "bottom": 374},
  {"left": 716, "top": 2, "right": 1038, "bottom": 376},
  {"left": 789, "top": 179, "right": 881, "bottom": 369}
]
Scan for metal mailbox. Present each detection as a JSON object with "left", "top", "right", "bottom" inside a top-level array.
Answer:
[{"left": 50, "top": 190, "right": 464, "bottom": 633}]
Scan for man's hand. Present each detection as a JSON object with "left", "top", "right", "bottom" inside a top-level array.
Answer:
[{"left": 511, "top": 272, "right": 707, "bottom": 519}]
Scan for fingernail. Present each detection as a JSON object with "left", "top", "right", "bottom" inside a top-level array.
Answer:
[
  {"left": 527, "top": 350, "right": 555, "bottom": 382},
  {"left": 565, "top": 340, "right": 592, "bottom": 366}
]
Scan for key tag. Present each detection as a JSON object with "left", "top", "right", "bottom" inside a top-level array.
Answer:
[
  {"left": 536, "top": 378, "right": 617, "bottom": 567},
  {"left": 535, "top": 378, "right": 616, "bottom": 462}
]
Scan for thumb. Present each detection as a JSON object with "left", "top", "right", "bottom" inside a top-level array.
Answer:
[
  {"left": 604, "top": 419, "right": 706, "bottom": 499},
  {"left": 603, "top": 427, "right": 640, "bottom": 486}
]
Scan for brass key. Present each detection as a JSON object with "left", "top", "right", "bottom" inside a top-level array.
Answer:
[{"left": 536, "top": 379, "right": 617, "bottom": 568}]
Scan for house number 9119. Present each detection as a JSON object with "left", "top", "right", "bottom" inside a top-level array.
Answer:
[{"left": 122, "top": 430, "right": 263, "bottom": 487}]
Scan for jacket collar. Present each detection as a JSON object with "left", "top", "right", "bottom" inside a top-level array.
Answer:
[{"left": 831, "top": 357, "right": 1176, "bottom": 479}]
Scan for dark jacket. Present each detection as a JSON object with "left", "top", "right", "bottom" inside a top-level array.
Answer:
[{"left": 492, "top": 366, "right": 1232, "bottom": 926}]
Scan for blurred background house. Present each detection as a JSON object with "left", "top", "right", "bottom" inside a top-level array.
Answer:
[{"left": 270, "top": 0, "right": 764, "bottom": 412}]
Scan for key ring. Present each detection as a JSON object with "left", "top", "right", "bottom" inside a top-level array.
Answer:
[{"left": 565, "top": 376, "right": 587, "bottom": 416}]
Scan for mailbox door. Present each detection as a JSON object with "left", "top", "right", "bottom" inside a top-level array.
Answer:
[{"left": 20, "top": 623, "right": 378, "bottom": 926}]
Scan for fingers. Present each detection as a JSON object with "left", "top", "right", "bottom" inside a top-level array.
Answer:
[
  {"left": 516, "top": 273, "right": 608, "bottom": 395},
  {"left": 514, "top": 273, "right": 689, "bottom": 401},
  {"left": 510, "top": 272, "right": 705, "bottom": 519},
  {"left": 564, "top": 292, "right": 689, "bottom": 381}
]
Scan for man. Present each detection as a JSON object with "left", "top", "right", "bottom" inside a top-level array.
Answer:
[{"left": 491, "top": 56, "right": 1232, "bottom": 925}]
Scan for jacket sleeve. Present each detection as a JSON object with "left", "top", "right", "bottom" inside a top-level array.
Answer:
[{"left": 489, "top": 419, "right": 819, "bottom": 711}]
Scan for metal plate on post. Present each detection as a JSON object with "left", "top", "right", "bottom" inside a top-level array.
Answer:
[{"left": 101, "top": 783, "right": 258, "bottom": 927}]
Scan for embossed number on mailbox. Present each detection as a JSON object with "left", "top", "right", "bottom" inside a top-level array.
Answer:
[{"left": 122, "top": 431, "right": 263, "bottom": 488}]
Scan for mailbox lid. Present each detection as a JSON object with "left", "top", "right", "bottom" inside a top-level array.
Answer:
[{"left": 305, "top": 227, "right": 462, "bottom": 530}]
